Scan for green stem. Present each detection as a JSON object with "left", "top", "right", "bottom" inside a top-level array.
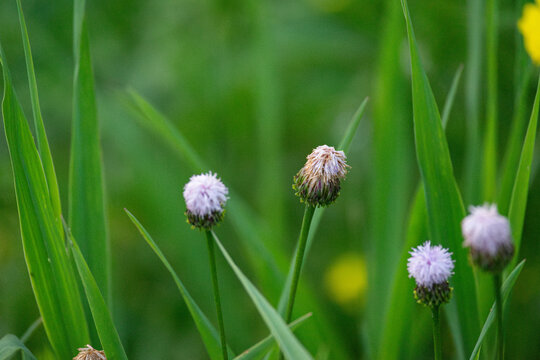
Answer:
[
  {"left": 20, "top": 317, "right": 42, "bottom": 343},
  {"left": 284, "top": 204, "right": 316, "bottom": 323},
  {"left": 206, "top": 231, "right": 228, "bottom": 360},
  {"left": 494, "top": 273, "right": 504, "bottom": 360},
  {"left": 432, "top": 306, "right": 442, "bottom": 360}
]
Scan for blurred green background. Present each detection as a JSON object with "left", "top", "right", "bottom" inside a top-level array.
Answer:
[{"left": 1, "top": 0, "right": 539, "bottom": 358}]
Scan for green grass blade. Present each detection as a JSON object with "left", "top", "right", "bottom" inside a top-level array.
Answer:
[
  {"left": 69, "top": 1, "right": 110, "bottom": 304},
  {"left": 125, "top": 209, "right": 234, "bottom": 360},
  {"left": 15, "top": 0, "right": 61, "bottom": 219},
  {"left": 0, "top": 334, "right": 37, "bottom": 360},
  {"left": 234, "top": 313, "right": 312, "bottom": 360},
  {"left": 498, "top": 66, "right": 533, "bottom": 215},
  {"left": 367, "top": 0, "right": 409, "bottom": 353},
  {"left": 64, "top": 222, "right": 128, "bottom": 360},
  {"left": 125, "top": 89, "right": 207, "bottom": 172},
  {"left": 464, "top": 0, "right": 483, "bottom": 204},
  {"left": 441, "top": 65, "right": 464, "bottom": 128},
  {"left": 482, "top": 0, "right": 498, "bottom": 202},
  {"left": 211, "top": 232, "right": 312, "bottom": 360},
  {"left": 469, "top": 260, "right": 526, "bottom": 360},
  {"left": 508, "top": 74, "right": 540, "bottom": 270},
  {"left": 376, "top": 64, "right": 463, "bottom": 359},
  {"left": 1, "top": 45, "right": 89, "bottom": 358},
  {"left": 400, "top": 0, "right": 479, "bottom": 355}
]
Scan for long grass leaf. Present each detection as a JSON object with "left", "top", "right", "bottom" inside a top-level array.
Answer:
[
  {"left": 469, "top": 260, "right": 526, "bottom": 360},
  {"left": 15, "top": 0, "right": 61, "bottom": 219},
  {"left": 400, "top": 0, "right": 479, "bottom": 354},
  {"left": 69, "top": 1, "right": 110, "bottom": 304},
  {"left": 1, "top": 44, "right": 89, "bottom": 358},
  {"left": 0, "top": 334, "right": 37, "bottom": 360},
  {"left": 234, "top": 313, "right": 312, "bottom": 360},
  {"left": 64, "top": 221, "right": 128, "bottom": 360},
  {"left": 211, "top": 232, "right": 312, "bottom": 360},
  {"left": 508, "top": 74, "right": 540, "bottom": 270},
  {"left": 125, "top": 209, "right": 234, "bottom": 360}
]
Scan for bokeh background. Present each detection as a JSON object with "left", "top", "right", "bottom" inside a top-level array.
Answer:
[{"left": 0, "top": 0, "right": 539, "bottom": 358}]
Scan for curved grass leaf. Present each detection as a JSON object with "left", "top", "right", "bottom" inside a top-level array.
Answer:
[
  {"left": 69, "top": 0, "right": 110, "bottom": 304},
  {"left": 15, "top": 0, "right": 61, "bottom": 219},
  {"left": 469, "top": 260, "right": 526, "bottom": 360},
  {"left": 211, "top": 232, "right": 312, "bottom": 360},
  {"left": 234, "top": 313, "right": 312, "bottom": 360},
  {"left": 125, "top": 209, "right": 234, "bottom": 360},
  {"left": 508, "top": 74, "right": 540, "bottom": 271},
  {"left": 64, "top": 221, "right": 128, "bottom": 360},
  {"left": 0, "top": 334, "right": 37, "bottom": 360},
  {"left": 1, "top": 44, "right": 89, "bottom": 359},
  {"left": 400, "top": 0, "right": 479, "bottom": 355}
]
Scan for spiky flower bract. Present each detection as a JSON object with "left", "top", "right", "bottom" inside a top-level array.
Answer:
[
  {"left": 407, "top": 241, "right": 454, "bottom": 308},
  {"left": 518, "top": 0, "right": 540, "bottom": 65},
  {"left": 183, "top": 172, "right": 229, "bottom": 230},
  {"left": 293, "top": 145, "right": 349, "bottom": 207},
  {"left": 73, "top": 345, "right": 106, "bottom": 360},
  {"left": 462, "top": 203, "right": 514, "bottom": 272}
]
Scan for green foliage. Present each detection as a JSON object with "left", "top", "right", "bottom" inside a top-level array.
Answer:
[
  {"left": 400, "top": 0, "right": 480, "bottom": 355},
  {"left": 65, "top": 222, "right": 128, "bottom": 360},
  {"left": 0, "top": 335, "right": 37, "bottom": 360}
]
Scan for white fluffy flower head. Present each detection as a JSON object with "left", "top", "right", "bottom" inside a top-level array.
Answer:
[
  {"left": 183, "top": 172, "right": 228, "bottom": 229},
  {"left": 461, "top": 203, "right": 514, "bottom": 271},
  {"left": 293, "top": 145, "right": 349, "bottom": 206},
  {"left": 407, "top": 241, "right": 454, "bottom": 288},
  {"left": 462, "top": 204, "right": 512, "bottom": 256}
]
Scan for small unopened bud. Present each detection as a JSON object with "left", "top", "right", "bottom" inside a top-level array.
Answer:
[
  {"left": 293, "top": 145, "right": 349, "bottom": 207},
  {"left": 73, "top": 345, "right": 106, "bottom": 360},
  {"left": 461, "top": 204, "right": 515, "bottom": 273},
  {"left": 183, "top": 172, "right": 229, "bottom": 230},
  {"left": 407, "top": 241, "right": 454, "bottom": 308}
]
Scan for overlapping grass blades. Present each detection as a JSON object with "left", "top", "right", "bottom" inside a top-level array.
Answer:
[
  {"left": 400, "top": 0, "right": 479, "bottom": 355},
  {"left": 124, "top": 90, "right": 366, "bottom": 357},
  {"left": 469, "top": 260, "right": 526, "bottom": 360},
  {"left": 69, "top": 0, "right": 110, "bottom": 304},
  {"left": 508, "top": 74, "right": 540, "bottom": 270},
  {"left": 1, "top": 44, "right": 90, "bottom": 358},
  {"left": 65, "top": 222, "right": 128, "bottom": 360},
  {"left": 126, "top": 210, "right": 234, "bottom": 360},
  {"left": 0, "top": 335, "right": 37, "bottom": 360},
  {"left": 377, "top": 65, "right": 463, "bottom": 360},
  {"left": 234, "top": 313, "right": 312, "bottom": 360},
  {"left": 15, "top": 0, "right": 61, "bottom": 220},
  {"left": 211, "top": 232, "right": 313, "bottom": 360}
]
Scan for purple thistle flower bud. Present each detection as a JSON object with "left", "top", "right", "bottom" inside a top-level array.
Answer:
[{"left": 183, "top": 172, "right": 229, "bottom": 230}]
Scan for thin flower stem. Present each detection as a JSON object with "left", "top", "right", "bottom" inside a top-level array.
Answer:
[
  {"left": 432, "top": 305, "right": 442, "bottom": 360},
  {"left": 494, "top": 273, "right": 504, "bottom": 360},
  {"left": 278, "top": 204, "right": 315, "bottom": 360},
  {"left": 284, "top": 204, "right": 316, "bottom": 323},
  {"left": 206, "top": 230, "right": 228, "bottom": 360}
]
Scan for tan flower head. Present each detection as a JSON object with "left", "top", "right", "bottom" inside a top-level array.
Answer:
[
  {"left": 73, "top": 345, "right": 107, "bottom": 360},
  {"left": 293, "top": 145, "right": 349, "bottom": 207}
]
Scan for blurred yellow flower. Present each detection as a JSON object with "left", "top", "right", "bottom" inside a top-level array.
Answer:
[
  {"left": 518, "top": 0, "right": 540, "bottom": 65},
  {"left": 324, "top": 253, "right": 367, "bottom": 309}
]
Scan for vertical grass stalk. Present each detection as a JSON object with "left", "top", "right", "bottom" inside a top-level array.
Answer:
[
  {"left": 206, "top": 231, "right": 228, "bottom": 360},
  {"left": 432, "top": 306, "right": 442, "bottom": 360},
  {"left": 494, "top": 274, "right": 503, "bottom": 360}
]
